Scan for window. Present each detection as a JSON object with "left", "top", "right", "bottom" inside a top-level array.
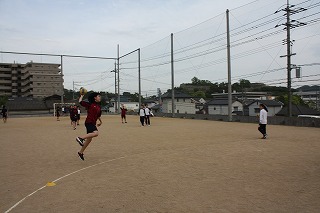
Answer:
[
  {"left": 214, "top": 107, "right": 216, "bottom": 110},
  {"left": 176, "top": 99, "right": 179, "bottom": 102},
  {"left": 254, "top": 108, "right": 260, "bottom": 113},
  {"left": 234, "top": 106, "right": 239, "bottom": 111},
  {"left": 177, "top": 110, "right": 180, "bottom": 113}
]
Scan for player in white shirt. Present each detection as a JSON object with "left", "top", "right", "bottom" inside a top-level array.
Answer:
[
  {"left": 144, "top": 104, "right": 151, "bottom": 126},
  {"left": 258, "top": 104, "right": 268, "bottom": 139}
]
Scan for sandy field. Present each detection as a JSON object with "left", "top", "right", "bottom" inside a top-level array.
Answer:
[{"left": 1, "top": 115, "right": 320, "bottom": 213}]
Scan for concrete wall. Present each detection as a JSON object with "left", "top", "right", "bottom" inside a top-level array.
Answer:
[{"left": 155, "top": 113, "right": 320, "bottom": 128}]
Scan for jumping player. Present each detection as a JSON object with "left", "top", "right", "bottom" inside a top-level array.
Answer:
[
  {"left": 120, "top": 104, "right": 127, "bottom": 123},
  {"left": 76, "top": 92, "right": 102, "bottom": 160},
  {"left": 258, "top": 103, "right": 268, "bottom": 139},
  {"left": 2, "top": 105, "right": 8, "bottom": 123}
]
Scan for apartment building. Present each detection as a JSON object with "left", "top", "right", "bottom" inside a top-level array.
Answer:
[{"left": 0, "top": 61, "right": 63, "bottom": 98}]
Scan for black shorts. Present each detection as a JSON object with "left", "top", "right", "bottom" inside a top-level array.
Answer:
[
  {"left": 71, "top": 117, "right": 77, "bottom": 122},
  {"left": 85, "top": 123, "right": 98, "bottom": 134},
  {"left": 77, "top": 114, "right": 80, "bottom": 120},
  {"left": 121, "top": 114, "right": 126, "bottom": 119}
]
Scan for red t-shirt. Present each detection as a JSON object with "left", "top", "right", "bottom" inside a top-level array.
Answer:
[
  {"left": 120, "top": 107, "right": 127, "bottom": 116},
  {"left": 80, "top": 101, "right": 101, "bottom": 125},
  {"left": 70, "top": 108, "right": 78, "bottom": 119}
]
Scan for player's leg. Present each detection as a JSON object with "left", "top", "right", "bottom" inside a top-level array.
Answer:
[{"left": 78, "top": 137, "right": 92, "bottom": 160}]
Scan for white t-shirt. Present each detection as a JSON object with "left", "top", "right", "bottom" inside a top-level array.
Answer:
[
  {"left": 139, "top": 108, "right": 145, "bottom": 116},
  {"left": 145, "top": 108, "right": 150, "bottom": 116},
  {"left": 259, "top": 109, "right": 267, "bottom": 124},
  {"left": 77, "top": 109, "right": 81, "bottom": 114}
]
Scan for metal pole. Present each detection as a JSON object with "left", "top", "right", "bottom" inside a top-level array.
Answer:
[
  {"left": 286, "top": 0, "right": 292, "bottom": 117},
  {"left": 60, "top": 55, "right": 64, "bottom": 103},
  {"left": 138, "top": 48, "right": 141, "bottom": 108},
  {"left": 117, "top": 44, "right": 120, "bottom": 114},
  {"left": 114, "top": 61, "right": 117, "bottom": 112},
  {"left": 171, "top": 33, "right": 175, "bottom": 117},
  {"left": 226, "top": 9, "right": 232, "bottom": 122}
]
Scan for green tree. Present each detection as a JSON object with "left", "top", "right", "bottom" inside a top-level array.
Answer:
[
  {"left": 276, "top": 94, "right": 307, "bottom": 106},
  {"left": 192, "top": 90, "right": 206, "bottom": 98},
  {"left": 0, "top": 96, "right": 8, "bottom": 107},
  {"left": 191, "top": 77, "right": 201, "bottom": 85}
]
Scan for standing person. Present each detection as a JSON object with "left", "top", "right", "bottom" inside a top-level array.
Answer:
[
  {"left": 61, "top": 106, "right": 65, "bottom": 116},
  {"left": 76, "top": 92, "right": 102, "bottom": 160},
  {"left": 56, "top": 106, "right": 60, "bottom": 121},
  {"left": 120, "top": 104, "right": 127, "bottom": 123},
  {"left": 144, "top": 104, "right": 151, "bottom": 126},
  {"left": 139, "top": 105, "right": 146, "bottom": 127},
  {"left": 258, "top": 103, "right": 268, "bottom": 139},
  {"left": 70, "top": 105, "right": 78, "bottom": 130},
  {"left": 77, "top": 106, "right": 81, "bottom": 126},
  {"left": 2, "top": 105, "right": 8, "bottom": 123}
]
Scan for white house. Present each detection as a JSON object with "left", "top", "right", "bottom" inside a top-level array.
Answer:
[
  {"left": 246, "top": 100, "right": 283, "bottom": 116},
  {"left": 207, "top": 99, "right": 243, "bottom": 115},
  {"left": 161, "top": 91, "right": 196, "bottom": 114}
]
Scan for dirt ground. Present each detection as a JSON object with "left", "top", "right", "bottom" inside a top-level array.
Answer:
[{"left": 1, "top": 115, "right": 320, "bottom": 213}]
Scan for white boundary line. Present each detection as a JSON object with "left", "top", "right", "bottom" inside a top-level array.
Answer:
[{"left": 4, "top": 156, "right": 126, "bottom": 213}]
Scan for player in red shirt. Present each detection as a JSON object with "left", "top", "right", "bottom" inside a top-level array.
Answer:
[
  {"left": 76, "top": 92, "right": 102, "bottom": 160},
  {"left": 120, "top": 104, "right": 127, "bottom": 123}
]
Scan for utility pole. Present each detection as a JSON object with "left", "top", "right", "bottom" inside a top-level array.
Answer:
[
  {"left": 276, "top": 0, "right": 306, "bottom": 117},
  {"left": 138, "top": 48, "right": 141, "bottom": 109},
  {"left": 111, "top": 61, "right": 117, "bottom": 112},
  {"left": 171, "top": 33, "right": 175, "bottom": 117},
  {"left": 117, "top": 44, "right": 120, "bottom": 114},
  {"left": 226, "top": 9, "right": 232, "bottom": 122},
  {"left": 60, "top": 55, "right": 64, "bottom": 103}
]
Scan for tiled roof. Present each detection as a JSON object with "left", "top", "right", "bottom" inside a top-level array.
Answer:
[{"left": 276, "top": 105, "right": 320, "bottom": 116}]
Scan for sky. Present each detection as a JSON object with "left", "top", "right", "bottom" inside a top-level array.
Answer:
[{"left": 1, "top": 0, "right": 319, "bottom": 96}]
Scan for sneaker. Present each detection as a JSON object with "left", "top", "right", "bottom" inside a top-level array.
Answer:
[
  {"left": 76, "top": 137, "right": 85, "bottom": 146},
  {"left": 262, "top": 134, "right": 267, "bottom": 139},
  {"left": 78, "top": 152, "right": 84, "bottom": 160}
]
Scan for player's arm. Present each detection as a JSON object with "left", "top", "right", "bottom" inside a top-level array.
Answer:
[{"left": 79, "top": 94, "right": 84, "bottom": 103}]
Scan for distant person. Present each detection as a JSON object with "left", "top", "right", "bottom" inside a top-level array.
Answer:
[
  {"left": 258, "top": 103, "right": 268, "bottom": 139},
  {"left": 56, "top": 106, "right": 60, "bottom": 121},
  {"left": 77, "top": 106, "right": 81, "bottom": 125},
  {"left": 139, "top": 105, "right": 146, "bottom": 127},
  {"left": 120, "top": 104, "right": 127, "bottom": 123},
  {"left": 76, "top": 92, "right": 102, "bottom": 161},
  {"left": 70, "top": 105, "right": 78, "bottom": 130},
  {"left": 144, "top": 104, "right": 151, "bottom": 126},
  {"left": 2, "top": 105, "right": 8, "bottom": 123},
  {"left": 61, "top": 106, "right": 65, "bottom": 116}
]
